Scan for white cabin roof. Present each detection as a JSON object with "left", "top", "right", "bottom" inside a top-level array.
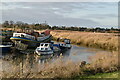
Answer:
[{"left": 13, "top": 33, "right": 35, "bottom": 40}]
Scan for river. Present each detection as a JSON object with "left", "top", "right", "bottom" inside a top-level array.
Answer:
[
  {"left": 1, "top": 43, "right": 110, "bottom": 62},
  {"left": 0, "top": 43, "right": 111, "bottom": 74}
]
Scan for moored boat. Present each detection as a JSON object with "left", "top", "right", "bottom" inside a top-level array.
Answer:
[
  {"left": 34, "top": 43, "right": 54, "bottom": 56},
  {"left": 59, "top": 39, "right": 72, "bottom": 50},
  {"left": 34, "top": 42, "right": 61, "bottom": 56},
  {"left": 10, "top": 29, "right": 52, "bottom": 50},
  {"left": 0, "top": 44, "right": 12, "bottom": 53}
]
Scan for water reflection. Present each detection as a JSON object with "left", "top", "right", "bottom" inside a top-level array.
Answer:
[
  {"left": 1, "top": 44, "right": 110, "bottom": 67},
  {"left": 61, "top": 49, "right": 71, "bottom": 56}
]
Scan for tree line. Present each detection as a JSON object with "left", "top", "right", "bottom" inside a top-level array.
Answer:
[{"left": 2, "top": 20, "right": 120, "bottom": 33}]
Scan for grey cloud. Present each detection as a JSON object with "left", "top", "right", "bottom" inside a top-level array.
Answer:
[
  {"left": 83, "top": 13, "right": 118, "bottom": 19},
  {"left": 2, "top": 6, "right": 100, "bottom": 26},
  {"left": 1, "top": 2, "right": 117, "bottom": 27}
]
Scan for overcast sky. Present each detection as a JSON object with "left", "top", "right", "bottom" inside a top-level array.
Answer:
[{"left": 1, "top": 2, "right": 118, "bottom": 28}]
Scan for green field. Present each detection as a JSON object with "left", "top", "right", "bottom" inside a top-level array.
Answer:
[{"left": 76, "top": 71, "right": 119, "bottom": 78}]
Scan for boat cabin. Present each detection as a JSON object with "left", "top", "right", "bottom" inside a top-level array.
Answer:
[
  {"left": 37, "top": 43, "right": 53, "bottom": 51},
  {"left": 64, "top": 39, "right": 71, "bottom": 44},
  {"left": 13, "top": 33, "right": 35, "bottom": 40}
]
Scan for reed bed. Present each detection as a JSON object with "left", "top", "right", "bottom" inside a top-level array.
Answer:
[
  {"left": 1, "top": 51, "right": 119, "bottom": 78},
  {"left": 1, "top": 29, "right": 119, "bottom": 78},
  {"left": 51, "top": 30, "right": 119, "bottom": 51}
]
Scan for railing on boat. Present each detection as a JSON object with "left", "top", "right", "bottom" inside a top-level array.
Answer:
[{"left": 14, "top": 41, "right": 28, "bottom": 50}]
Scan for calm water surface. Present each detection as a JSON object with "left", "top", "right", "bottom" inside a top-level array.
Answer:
[
  {"left": 0, "top": 44, "right": 111, "bottom": 73},
  {"left": 1, "top": 44, "right": 111, "bottom": 62}
]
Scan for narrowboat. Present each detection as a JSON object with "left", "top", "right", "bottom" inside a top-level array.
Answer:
[{"left": 10, "top": 30, "right": 52, "bottom": 49}]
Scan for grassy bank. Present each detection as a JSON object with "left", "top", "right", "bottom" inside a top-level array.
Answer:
[
  {"left": 1, "top": 29, "right": 119, "bottom": 78},
  {"left": 1, "top": 28, "right": 119, "bottom": 51},
  {"left": 1, "top": 51, "right": 119, "bottom": 78},
  {"left": 76, "top": 71, "right": 119, "bottom": 78},
  {"left": 51, "top": 30, "right": 119, "bottom": 51}
]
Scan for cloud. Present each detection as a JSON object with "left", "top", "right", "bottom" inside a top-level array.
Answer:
[
  {"left": 1, "top": 2, "right": 118, "bottom": 28},
  {"left": 1, "top": 2, "right": 32, "bottom": 10},
  {"left": 1, "top": 0, "right": 120, "bottom": 2},
  {"left": 83, "top": 14, "right": 118, "bottom": 19}
]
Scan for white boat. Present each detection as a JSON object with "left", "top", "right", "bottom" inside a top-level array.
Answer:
[
  {"left": 35, "top": 43, "right": 54, "bottom": 56},
  {"left": 0, "top": 44, "right": 12, "bottom": 53},
  {"left": 59, "top": 39, "right": 72, "bottom": 49},
  {"left": 10, "top": 30, "right": 52, "bottom": 49}
]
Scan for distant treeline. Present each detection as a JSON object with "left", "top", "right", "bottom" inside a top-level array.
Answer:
[{"left": 2, "top": 20, "right": 120, "bottom": 33}]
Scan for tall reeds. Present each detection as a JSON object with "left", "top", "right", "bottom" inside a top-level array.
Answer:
[
  {"left": 1, "top": 51, "right": 119, "bottom": 78},
  {"left": 51, "top": 30, "right": 119, "bottom": 51}
]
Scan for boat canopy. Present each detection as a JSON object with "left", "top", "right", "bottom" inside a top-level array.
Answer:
[
  {"left": 13, "top": 33, "right": 35, "bottom": 40},
  {"left": 37, "top": 35, "right": 50, "bottom": 41},
  {"left": 64, "top": 39, "right": 71, "bottom": 44},
  {"left": 37, "top": 43, "right": 52, "bottom": 51}
]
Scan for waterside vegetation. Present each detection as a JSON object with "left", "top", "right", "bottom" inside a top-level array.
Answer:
[
  {"left": 51, "top": 30, "right": 119, "bottom": 51},
  {"left": 1, "top": 51, "right": 119, "bottom": 78},
  {"left": 0, "top": 21, "right": 119, "bottom": 78}
]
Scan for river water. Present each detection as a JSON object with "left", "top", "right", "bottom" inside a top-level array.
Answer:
[
  {"left": 1, "top": 44, "right": 110, "bottom": 62},
  {"left": 0, "top": 44, "right": 111, "bottom": 74},
  {"left": 61, "top": 44, "right": 109, "bottom": 62}
]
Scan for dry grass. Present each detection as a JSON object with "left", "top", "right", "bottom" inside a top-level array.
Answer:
[
  {"left": 51, "top": 30, "right": 119, "bottom": 51},
  {"left": 1, "top": 29, "right": 119, "bottom": 78},
  {"left": 31, "top": 59, "right": 81, "bottom": 78},
  {"left": 1, "top": 51, "right": 119, "bottom": 78},
  {"left": 84, "top": 51, "right": 119, "bottom": 75},
  {"left": 1, "top": 57, "right": 81, "bottom": 78}
]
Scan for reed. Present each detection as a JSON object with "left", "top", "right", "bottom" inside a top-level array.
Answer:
[
  {"left": 1, "top": 51, "right": 119, "bottom": 78},
  {"left": 1, "top": 29, "right": 119, "bottom": 78},
  {"left": 83, "top": 51, "right": 119, "bottom": 75},
  {"left": 51, "top": 30, "right": 119, "bottom": 51}
]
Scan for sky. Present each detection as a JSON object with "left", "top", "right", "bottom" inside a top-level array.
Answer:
[{"left": 0, "top": 2, "right": 118, "bottom": 28}]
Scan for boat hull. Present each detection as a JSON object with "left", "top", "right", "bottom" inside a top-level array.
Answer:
[
  {"left": 0, "top": 45, "right": 12, "bottom": 53},
  {"left": 59, "top": 44, "right": 72, "bottom": 51},
  {"left": 10, "top": 35, "right": 52, "bottom": 48},
  {"left": 35, "top": 51, "right": 54, "bottom": 56}
]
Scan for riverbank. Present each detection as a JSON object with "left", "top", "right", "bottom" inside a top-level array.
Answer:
[
  {"left": 1, "top": 51, "right": 119, "bottom": 78},
  {"left": 1, "top": 29, "right": 119, "bottom": 78},
  {"left": 51, "top": 30, "right": 119, "bottom": 51},
  {"left": 1, "top": 28, "right": 119, "bottom": 51},
  {"left": 75, "top": 71, "right": 119, "bottom": 78}
]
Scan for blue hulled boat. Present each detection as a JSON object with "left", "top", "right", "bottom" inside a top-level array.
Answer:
[
  {"left": 0, "top": 45, "right": 12, "bottom": 53},
  {"left": 10, "top": 30, "right": 52, "bottom": 49},
  {"left": 59, "top": 39, "right": 72, "bottom": 50}
]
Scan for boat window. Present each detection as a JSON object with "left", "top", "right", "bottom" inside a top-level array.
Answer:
[
  {"left": 21, "top": 34, "right": 24, "bottom": 38},
  {"left": 41, "top": 48, "right": 44, "bottom": 50},
  {"left": 45, "top": 48, "right": 48, "bottom": 50},
  {"left": 64, "top": 40, "right": 70, "bottom": 43},
  {"left": 14, "top": 34, "right": 21, "bottom": 37},
  {"left": 45, "top": 44, "right": 48, "bottom": 46},
  {"left": 41, "top": 44, "right": 44, "bottom": 46}
]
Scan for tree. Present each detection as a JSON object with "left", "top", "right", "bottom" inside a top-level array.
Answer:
[
  {"left": 3, "top": 21, "right": 9, "bottom": 27},
  {"left": 9, "top": 20, "right": 14, "bottom": 28}
]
